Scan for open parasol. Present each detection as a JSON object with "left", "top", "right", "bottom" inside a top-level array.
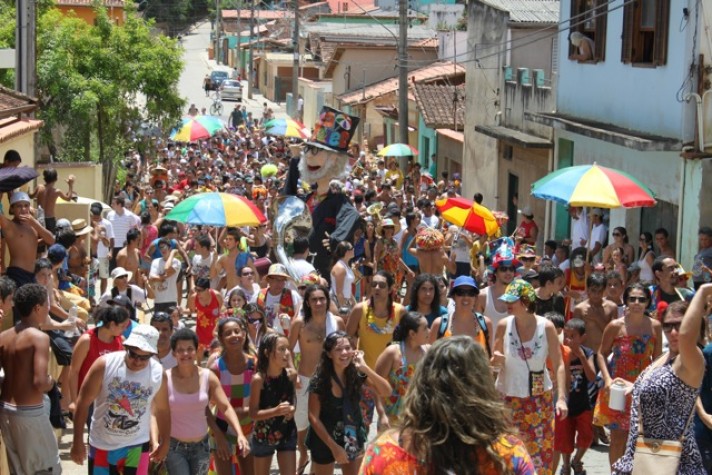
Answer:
[
  {"left": 0, "top": 166, "right": 38, "bottom": 192},
  {"left": 165, "top": 192, "right": 266, "bottom": 227}
]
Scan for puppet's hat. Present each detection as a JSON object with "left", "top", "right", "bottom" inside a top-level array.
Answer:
[{"left": 306, "top": 106, "right": 360, "bottom": 154}]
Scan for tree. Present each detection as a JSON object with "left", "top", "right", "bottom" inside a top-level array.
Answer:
[{"left": 35, "top": 6, "right": 184, "bottom": 201}]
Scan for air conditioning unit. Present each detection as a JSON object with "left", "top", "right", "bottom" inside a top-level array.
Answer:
[
  {"left": 503, "top": 66, "right": 513, "bottom": 82},
  {"left": 533, "top": 69, "right": 545, "bottom": 87},
  {"left": 517, "top": 68, "right": 531, "bottom": 86}
]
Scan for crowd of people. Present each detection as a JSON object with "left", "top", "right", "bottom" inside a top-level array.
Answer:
[{"left": 0, "top": 99, "right": 711, "bottom": 475}]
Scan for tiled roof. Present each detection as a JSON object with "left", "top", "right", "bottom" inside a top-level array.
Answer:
[
  {"left": 0, "top": 86, "right": 38, "bottom": 120},
  {"left": 481, "top": 0, "right": 559, "bottom": 23},
  {"left": 222, "top": 9, "right": 294, "bottom": 20},
  {"left": 338, "top": 61, "right": 464, "bottom": 106},
  {"left": 436, "top": 128, "right": 464, "bottom": 143},
  {"left": 56, "top": 0, "right": 124, "bottom": 7},
  {"left": 0, "top": 118, "right": 44, "bottom": 145},
  {"left": 413, "top": 83, "right": 465, "bottom": 130}
]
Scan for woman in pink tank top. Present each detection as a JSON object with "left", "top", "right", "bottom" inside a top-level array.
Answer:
[{"left": 165, "top": 328, "right": 249, "bottom": 475}]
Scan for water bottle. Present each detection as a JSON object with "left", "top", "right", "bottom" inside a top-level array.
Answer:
[
  {"left": 609, "top": 380, "right": 627, "bottom": 412},
  {"left": 64, "top": 305, "right": 79, "bottom": 338}
]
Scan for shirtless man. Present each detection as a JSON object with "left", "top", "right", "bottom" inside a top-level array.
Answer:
[
  {"left": 288, "top": 284, "right": 345, "bottom": 473},
  {"left": 68, "top": 218, "right": 91, "bottom": 284},
  {"left": 0, "top": 284, "right": 61, "bottom": 474},
  {"left": 213, "top": 228, "right": 257, "bottom": 291},
  {"left": 1, "top": 192, "right": 55, "bottom": 291},
  {"left": 117, "top": 228, "right": 144, "bottom": 287},
  {"left": 31, "top": 168, "right": 75, "bottom": 234},
  {"left": 572, "top": 273, "right": 618, "bottom": 354},
  {"left": 476, "top": 256, "right": 517, "bottom": 346}
]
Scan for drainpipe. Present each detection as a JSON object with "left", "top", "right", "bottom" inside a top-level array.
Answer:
[
  {"left": 685, "top": 93, "right": 704, "bottom": 152},
  {"left": 676, "top": 156, "right": 687, "bottom": 263}
]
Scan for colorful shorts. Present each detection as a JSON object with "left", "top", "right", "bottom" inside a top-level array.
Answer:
[{"left": 89, "top": 441, "right": 150, "bottom": 475}]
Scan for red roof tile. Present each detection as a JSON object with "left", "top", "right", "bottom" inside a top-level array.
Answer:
[
  {"left": 413, "top": 83, "right": 465, "bottom": 130},
  {"left": 338, "top": 61, "right": 464, "bottom": 106},
  {"left": 56, "top": 0, "right": 124, "bottom": 7}
]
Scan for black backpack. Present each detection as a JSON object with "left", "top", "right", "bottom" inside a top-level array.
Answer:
[{"left": 437, "top": 311, "right": 491, "bottom": 357}]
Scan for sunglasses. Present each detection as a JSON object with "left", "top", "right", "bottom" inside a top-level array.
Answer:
[
  {"left": 247, "top": 317, "right": 261, "bottom": 323},
  {"left": 371, "top": 281, "right": 388, "bottom": 289},
  {"left": 627, "top": 296, "right": 648, "bottom": 303},
  {"left": 521, "top": 257, "right": 536, "bottom": 262},
  {"left": 662, "top": 322, "right": 681, "bottom": 333},
  {"left": 612, "top": 232, "right": 622, "bottom": 237},
  {"left": 126, "top": 348, "right": 153, "bottom": 362},
  {"left": 241, "top": 271, "right": 254, "bottom": 276},
  {"left": 453, "top": 289, "right": 478, "bottom": 297},
  {"left": 498, "top": 266, "right": 516, "bottom": 272}
]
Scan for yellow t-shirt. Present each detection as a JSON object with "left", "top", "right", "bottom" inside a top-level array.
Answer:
[{"left": 358, "top": 301, "right": 403, "bottom": 369}]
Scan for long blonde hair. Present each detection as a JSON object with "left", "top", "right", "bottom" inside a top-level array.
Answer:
[{"left": 399, "top": 336, "right": 514, "bottom": 474}]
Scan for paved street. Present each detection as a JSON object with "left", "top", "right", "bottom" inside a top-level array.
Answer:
[{"left": 178, "top": 21, "right": 288, "bottom": 125}]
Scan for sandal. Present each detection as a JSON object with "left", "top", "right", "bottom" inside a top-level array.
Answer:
[
  {"left": 572, "top": 462, "right": 586, "bottom": 475},
  {"left": 296, "top": 458, "right": 310, "bottom": 475},
  {"left": 559, "top": 465, "right": 571, "bottom": 475}
]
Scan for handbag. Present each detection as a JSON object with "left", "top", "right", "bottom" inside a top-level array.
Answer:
[{"left": 631, "top": 365, "right": 696, "bottom": 475}]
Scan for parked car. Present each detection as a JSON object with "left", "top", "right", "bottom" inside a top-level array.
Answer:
[
  {"left": 208, "top": 70, "right": 229, "bottom": 90},
  {"left": 221, "top": 80, "right": 243, "bottom": 101}
]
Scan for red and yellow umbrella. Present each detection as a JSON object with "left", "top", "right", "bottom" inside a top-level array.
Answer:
[{"left": 436, "top": 197, "right": 500, "bottom": 237}]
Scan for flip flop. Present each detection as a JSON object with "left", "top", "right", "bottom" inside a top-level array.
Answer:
[{"left": 297, "top": 458, "right": 310, "bottom": 475}]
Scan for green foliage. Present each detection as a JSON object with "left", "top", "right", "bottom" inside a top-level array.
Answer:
[{"left": 36, "top": 6, "right": 185, "bottom": 200}]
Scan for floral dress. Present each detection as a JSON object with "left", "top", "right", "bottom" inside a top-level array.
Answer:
[
  {"left": 384, "top": 342, "right": 416, "bottom": 420},
  {"left": 612, "top": 359, "right": 704, "bottom": 474},
  {"left": 496, "top": 316, "right": 554, "bottom": 475},
  {"left": 593, "top": 334, "right": 656, "bottom": 431},
  {"left": 379, "top": 237, "right": 402, "bottom": 288},
  {"left": 359, "top": 431, "right": 536, "bottom": 475}
]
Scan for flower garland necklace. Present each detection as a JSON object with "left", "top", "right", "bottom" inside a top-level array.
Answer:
[{"left": 367, "top": 299, "right": 395, "bottom": 335}]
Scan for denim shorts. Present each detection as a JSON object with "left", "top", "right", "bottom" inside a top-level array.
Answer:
[
  {"left": 165, "top": 437, "right": 210, "bottom": 475},
  {"left": 250, "top": 432, "right": 297, "bottom": 458}
]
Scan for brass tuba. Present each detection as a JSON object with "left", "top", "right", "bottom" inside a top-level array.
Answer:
[
  {"left": 366, "top": 202, "right": 383, "bottom": 224},
  {"left": 271, "top": 195, "right": 313, "bottom": 281}
]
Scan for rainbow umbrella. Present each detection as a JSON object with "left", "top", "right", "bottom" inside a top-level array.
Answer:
[
  {"left": 436, "top": 197, "right": 500, "bottom": 237},
  {"left": 377, "top": 143, "right": 418, "bottom": 157},
  {"left": 165, "top": 192, "right": 266, "bottom": 227},
  {"left": 170, "top": 116, "right": 225, "bottom": 142},
  {"left": 263, "top": 118, "right": 309, "bottom": 139},
  {"left": 531, "top": 163, "right": 656, "bottom": 208}
]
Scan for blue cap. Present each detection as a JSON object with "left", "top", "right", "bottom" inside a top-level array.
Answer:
[
  {"left": 47, "top": 244, "right": 67, "bottom": 264},
  {"left": 449, "top": 275, "right": 479, "bottom": 297}
]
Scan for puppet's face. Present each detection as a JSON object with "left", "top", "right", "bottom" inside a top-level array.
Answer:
[{"left": 300, "top": 147, "right": 348, "bottom": 185}]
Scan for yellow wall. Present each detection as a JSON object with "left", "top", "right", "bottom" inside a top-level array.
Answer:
[{"left": 36, "top": 162, "right": 104, "bottom": 203}]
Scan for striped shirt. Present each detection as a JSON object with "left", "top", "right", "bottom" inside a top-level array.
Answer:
[{"left": 107, "top": 209, "right": 139, "bottom": 248}]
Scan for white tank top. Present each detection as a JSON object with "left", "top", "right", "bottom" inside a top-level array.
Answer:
[
  {"left": 638, "top": 250, "right": 654, "bottom": 282},
  {"left": 484, "top": 286, "right": 509, "bottom": 336},
  {"left": 89, "top": 351, "right": 164, "bottom": 450},
  {"left": 495, "top": 316, "right": 552, "bottom": 398},
  {"left": 330, "top": 260, "right": 354, "bottom": 301}
]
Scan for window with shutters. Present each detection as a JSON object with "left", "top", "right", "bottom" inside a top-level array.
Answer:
[
  {"left": 568, "top": 0, "right": 607, "bottom": 62},
  {"left": 621, "top": 0, "right": 670, "bottom": 66}
]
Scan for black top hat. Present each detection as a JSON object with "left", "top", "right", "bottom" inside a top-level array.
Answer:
[{"left": 306, "top": 106, "right": 360, "bottom": 154}]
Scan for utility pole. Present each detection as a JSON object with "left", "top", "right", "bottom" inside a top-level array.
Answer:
[
  {"left": 291, "top": 0, "right": 299, "bottom": 117},
  {"left": 247, "top": 0, "right": 255, "bottom": 99},
  {"left": 215, "top": 0, "right": 221, "bottom": 64},
  {"left": 397, "top": 0, "right": 408, "bottom": 170},
  {"left": 15, "top": 0, "right": 36, "bottom": 98}
]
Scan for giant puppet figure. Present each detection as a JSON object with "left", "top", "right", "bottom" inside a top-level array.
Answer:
[{"left": 283, "top": 106, "right": 361, "bottom": 278}]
